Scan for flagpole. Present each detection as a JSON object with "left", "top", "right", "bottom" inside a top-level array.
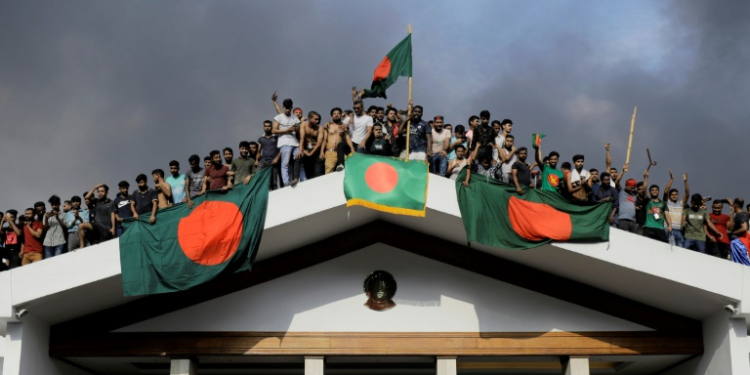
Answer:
[
  {"left": 405, "top": 24, "right": 413, "bottom": 162},
  {"left": 625, "top": 106, "right": 637, "bottom": 166}
]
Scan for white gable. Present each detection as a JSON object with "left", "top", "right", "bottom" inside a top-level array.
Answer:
[{"left": 118, "top": 244, "right": 650, "bottom": 333}]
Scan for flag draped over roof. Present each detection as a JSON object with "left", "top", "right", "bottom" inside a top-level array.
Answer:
[
  {"left": 455, "top": 169, "right": 611, "bottom": 250},
  {"left": 344, "top": 153, "right": 428, "bottom": 217},
  {"left": 119, "top": 167, "right": 271, "bottom": 296},
  {"left": 362, "top": 35, "right": 413, "bottom": 99}
]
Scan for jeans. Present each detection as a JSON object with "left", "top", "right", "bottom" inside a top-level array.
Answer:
[
  {"left": 280, "top": 146, "right": 305, "bottom": 185},
  {"left": 429, "top": 153, "right": 448, "bottom": 176},
  {"left": 116, "top": 227, "right": 125, "bottom": 238},
  {"left": 44, "top": 244, "right": 65, "bottom": 259},
  {"left": 669, "top": 230, "right": 685, "bottom": 248},
  {"left": 684, "top": 238, "right": 706, "bottom": 254}
]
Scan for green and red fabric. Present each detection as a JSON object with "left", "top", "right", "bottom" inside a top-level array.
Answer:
[
  {"left": 344, "top": 153, "right": 428, "bottom": 217},
  {"left": 456, "top": 169, "right": 610, "bottom": 249},
  {"left": 362, "top": 35, "right": 412, "bottom": 99},
  {"left": 119, "top": 167, "right": 271, "bottom": 296},
  {"left": 532, "top": 133, "right": 546, "bottom": 147}
]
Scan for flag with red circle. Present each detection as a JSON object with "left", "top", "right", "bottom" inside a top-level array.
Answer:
[
  {"left": 119, "top": 167, "right": 271, "bottom": 296},
  {"left": 344, "top": 154, "right": 428, "bottom": 217}
]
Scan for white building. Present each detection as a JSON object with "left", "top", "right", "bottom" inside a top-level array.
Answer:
[{"left": 1, "top": 173, "right": 749, "bottom": 375}]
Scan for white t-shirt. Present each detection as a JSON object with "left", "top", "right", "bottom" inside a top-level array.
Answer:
[
  {"left": 274, "top": 113, "right": 301, "bottom": 148},
  {"left": 493, "top": 134, "right": 505, "bottom": 162},
  {"left": 347, "top": 114, "right": 373, "bottom": 144},
  {"left": 499, "top": 147, "right": 517, "bottom": 178},
  {"left": 431, "top": 128, "right": 450, "bottom": 154}
]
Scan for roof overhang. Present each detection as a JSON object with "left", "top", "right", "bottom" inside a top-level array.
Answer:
[{"left": 2, "top": 172, "right": 748, "bottom": 333}]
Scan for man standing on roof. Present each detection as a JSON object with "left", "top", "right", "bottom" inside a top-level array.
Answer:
[
  {"left": 708, "top": 200, "right": 731, "bottom": 259},
  {"left": 166, "top": 161, "right": 186, "bottom": 205},
  {"left": 21, "top": 207, "right": 44, "bottom": 265},
  {"left": 429, "top": 115, "right": 450, "bottom": 176},
  {"left": 533, "top": 141, "right": 563, "bottom": 193},
  {"left": 663, "top": 171, "right": 689, "bottom": 248},
  {"left": 727, "top": 198, "right": 748, "bottom": 240},
  {"left": 399, "top": 101, "right": 433, "bottom": 161},
  {"left": 345, "top": 100, "right": 374, "bottom": 153},
  {"left": 682, "top": 194, "right": 723, "bottom": 254},
  {"left": 641, "top": 170, "right": 671, "bottom": 243}
]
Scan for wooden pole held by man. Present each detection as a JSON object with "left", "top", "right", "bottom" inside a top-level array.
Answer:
[
  {"left": 625, "top": 106, "right": 637, "bottom": 165},
  {"left": 405, "top": 24, "right": 413, "bottom": 161}
]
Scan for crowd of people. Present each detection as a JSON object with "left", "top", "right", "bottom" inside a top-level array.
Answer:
[{"left": 1, "top": 88, "right": 747, "bottom": 270}]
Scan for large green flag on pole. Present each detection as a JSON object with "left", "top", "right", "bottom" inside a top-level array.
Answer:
[
  {"left": 344, "top": 154, "right": 428, "bottom": 217},
  {"left": 456, "top": 169, "right": 611, "bottom": 250},
  {"left": 119, "top": 167, "right": 271, "bottom": 296},
  {"left": 362, "top": 35, "right": 413, "bottom": 99}
]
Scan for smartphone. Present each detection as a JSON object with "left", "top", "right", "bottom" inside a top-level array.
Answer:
[{"left": 705, "top": 196, "right": 712, "bottom": 201}]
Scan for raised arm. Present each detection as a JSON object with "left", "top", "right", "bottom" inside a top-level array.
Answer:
[
  {"left": 85, "top": 184, "right": 103, "bottom": 206},
  {"left": 615, "top": 163, "right": 627, "bottom": 188},
  {"left": 351, "top": 87, "right": 360, "bottom": 104},
  {"left": 271, "top": 91, "right": 281, "bottom": 115},
  {"left": 663, "top": 170, "right": 675, "bottom": 202},
  {"left": 534, "top": 143, "right": 543, "bottom": 169},
  {"left": 605, "top": 143, "right": 612, "bottom": 171},
  {"left": 682, "top": 172, "right": 690, "bottom": 205}
]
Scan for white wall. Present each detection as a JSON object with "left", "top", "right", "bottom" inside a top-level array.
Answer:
[
  {"left": 120, "top": 244, "right": 649, "bottom": 333},
  {"left": 2, "top": 315, "right": 91, "bottom": 375},
  {"left": 663, "top": 310, "right": 750, "bottom": 375},
  {"left": 692, "top": 310, "right": 750, "bottom": 375}
]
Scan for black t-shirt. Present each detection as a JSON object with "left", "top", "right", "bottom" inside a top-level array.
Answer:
[
  {"left": 132, "top": 189, "right": 158, "bottom": 215},
  {"left": 511, "top": 161, "right": 531, "bottom": 187},
  {"left": 733, "top": 211, "right": 749, "bottom": 234},
  {"left": 1, "top": 226, "right": 22, "bottom": 252},
  {"left": 368, "top": 137, "right": 391, "bottom": 156},
  {"left": 91, "top": 198, "right": 114, "bottom": 228},
  {"left": 113, "top": 195, "right": 133, "bottom": 228},
  {"left": 636, "top": 196, "right": 648, "bottom": 226}
]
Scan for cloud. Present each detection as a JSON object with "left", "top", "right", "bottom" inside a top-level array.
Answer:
[{"left": 0, "top": 0, "right": 748, "bottom": 212}]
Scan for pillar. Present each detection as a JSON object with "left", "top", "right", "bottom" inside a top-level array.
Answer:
[
  {"left": 170, "top": 357, "right": 197, "bottom": 375},
  {"left": 561, "top": 356, "right": 589, "bottom": 375},
  {"left": 305, "top": 356, "right": 324, "bottom": 375},
  {"left": 436, "top": 357, "right": 457, "bottom": 375}
]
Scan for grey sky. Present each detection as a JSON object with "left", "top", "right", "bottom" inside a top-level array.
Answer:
[{"left": 0, "top": 0, "right": 748, "bottom": 211}]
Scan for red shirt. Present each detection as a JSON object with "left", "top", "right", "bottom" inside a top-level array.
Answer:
[
  {"left": 22, "top": 221, "right": 44, "bottom": 253},
  {"left": 709, "top": 213, "right": 730, "bottom": 244},
  {"left": 206, "top": 164, "right": 229, "bottom": 190}
]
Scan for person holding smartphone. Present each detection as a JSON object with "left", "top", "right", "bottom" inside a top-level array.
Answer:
[
  {"left": 446, "top": 125, "right": 470, "bottom": 163},
  {"left": 42, "top": 195, "right": 67, "bottom": 258}
]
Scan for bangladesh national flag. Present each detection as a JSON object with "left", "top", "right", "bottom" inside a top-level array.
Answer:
[
  {"left": 344, "top": 153, "right": 428, "bottom": 217},
  {"left": 455, "top": 169, "right": 610, "bottom": 250},
  {"left": 119, "top": 167, "right": 271, "bottom": 296},
  {"left": 532, "top": 133, "right": 546, "bottom": 147},
  {"left": 362, "top": 35, "right": 412, "bottom": 99}
]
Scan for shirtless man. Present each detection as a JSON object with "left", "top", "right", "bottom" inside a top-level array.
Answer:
[
  {"left": 322, "top": 107, "right": 354, "bottom": 174},
  {"left": 299, "top": 111, "right": 325, "bottom": 179},
  {"left": 151, "top": 169, "right": 173, "bottom": 209}
]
